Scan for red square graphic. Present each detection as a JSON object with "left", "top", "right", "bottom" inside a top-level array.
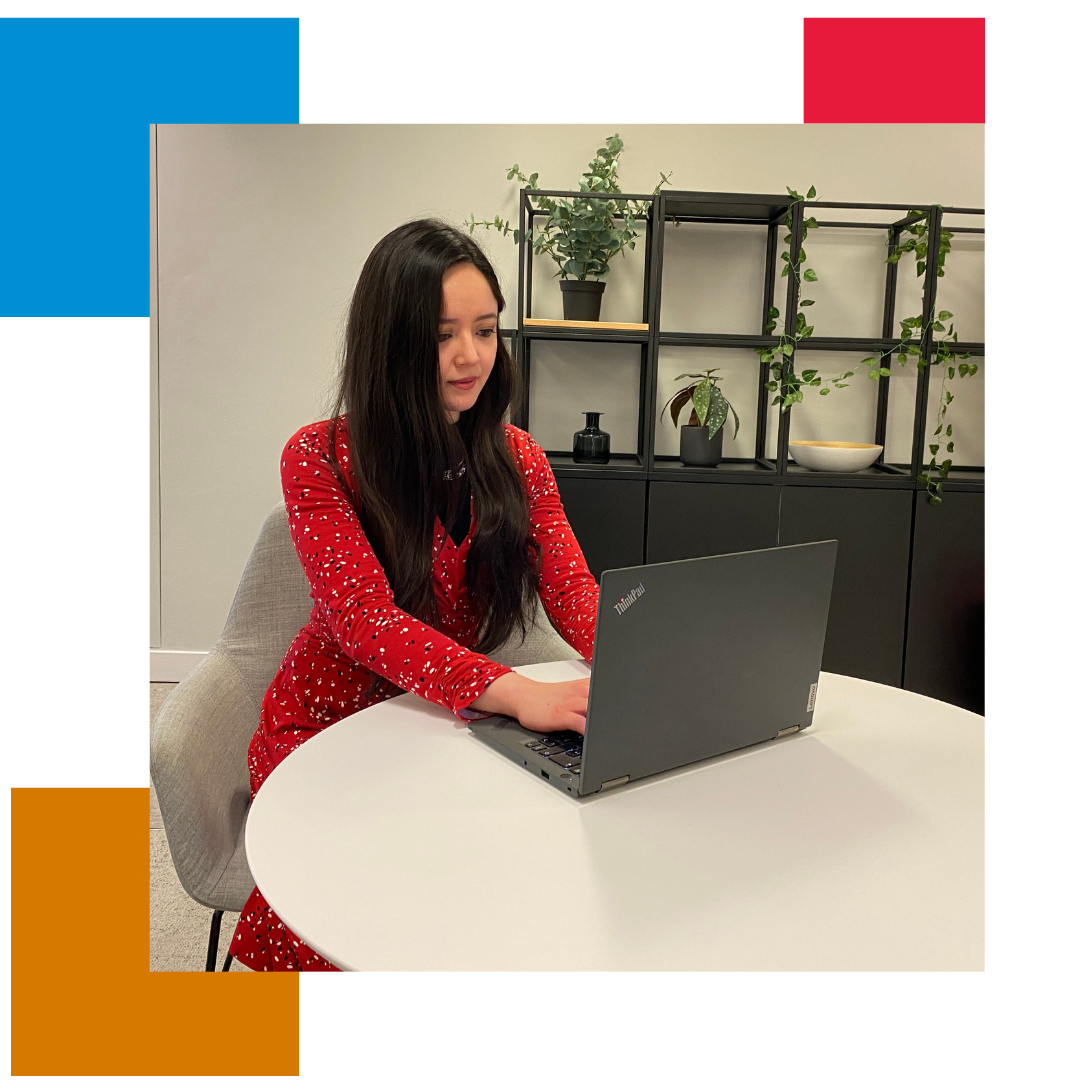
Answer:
[{"left": 805, "top": 18, "right": 984, "bottom": 123}]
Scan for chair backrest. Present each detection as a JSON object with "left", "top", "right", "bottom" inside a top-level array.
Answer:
[
  {"left": 217, "top": 503, "right": 315, "bottom": 703},
  {"left": 150, "top": 504, "right": 313, "bottom": 910}
]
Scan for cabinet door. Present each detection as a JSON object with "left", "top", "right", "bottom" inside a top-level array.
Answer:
[
  {"left": 646, "top": 482, "right": 781, "bottom": 563},
  {"left": 554, "top": 476, "right": 647, "bottom": 576},
  {"left": 904, "top": 491, "right": 984, "bottom": 713},
  {"left": 779, "top": 486, "right": 913, "bottom": 686}
]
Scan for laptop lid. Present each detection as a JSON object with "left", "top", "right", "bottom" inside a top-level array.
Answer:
[{"left": 577, "top": 540, "right": 837, "bottom": 796}]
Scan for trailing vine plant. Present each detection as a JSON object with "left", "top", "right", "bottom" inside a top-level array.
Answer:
[
  {"left": 757, "top": 190, "right": 979, "bottom": 504},
  {"left": 755, "top": 186, "right": 856, "bottom": 410},
  {"left": 861, "top": 209, "right": 978, "bottom": 503}
]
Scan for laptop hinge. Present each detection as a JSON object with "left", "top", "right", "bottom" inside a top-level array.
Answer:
[
  {"left": 600, "top": 775, "right": 630, "bottom": 791},
  {"left": 776, "top": 725, "right": 800, "bottom": 738}
]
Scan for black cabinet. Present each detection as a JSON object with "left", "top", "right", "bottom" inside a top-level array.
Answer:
[
  {"left": 905, "top": 491, "right": 984, "bottom": 713},
  {"left": 646, "top": 482, "right": 780, "bottom": 564},
  {"left": 556, "top": 477, "right": 646, "bottom": 577},
  {"left": 778, "top": 486, "right": 913, "bottom": 686}
]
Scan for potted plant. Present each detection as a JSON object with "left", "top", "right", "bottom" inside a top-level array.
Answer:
[
  {"left": 662, "top": 370, "right": 740, "bottom": 467},
  {"left": 467, "top": 134, "right": 670, "bottom": 321}
]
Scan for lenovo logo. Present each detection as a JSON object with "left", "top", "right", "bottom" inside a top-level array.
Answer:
[{"left": 614, "top": 582, "right": 645, "bottom": 615}]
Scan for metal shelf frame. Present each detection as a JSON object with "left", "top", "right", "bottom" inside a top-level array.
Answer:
[{"left": 510, "top": 188, "right": 984, "bottom": 491}]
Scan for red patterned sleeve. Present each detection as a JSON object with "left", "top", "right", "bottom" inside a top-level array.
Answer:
[
  {"left": 506, "top": 426, "right": 600, "bottom": 663},
  {"left": 281, "top": 422, "right": 513, "bottom": 716}
]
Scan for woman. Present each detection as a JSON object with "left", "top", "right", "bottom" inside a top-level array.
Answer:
[{"left": 228, "top": 220, "right": 599, "bottom": 971}]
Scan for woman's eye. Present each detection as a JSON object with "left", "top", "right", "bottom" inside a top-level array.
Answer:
[
  {"left": 437, "top": 333, "right": 452, "bottom": 343},
  {"left": 477, "top": 328, "right": 496, "bottom": 338}
]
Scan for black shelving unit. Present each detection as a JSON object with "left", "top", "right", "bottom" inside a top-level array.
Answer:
[{"left": 510, "top": 187, "right": 985, "bottom": 713}]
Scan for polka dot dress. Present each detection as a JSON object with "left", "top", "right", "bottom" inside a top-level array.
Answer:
[{"left": 229, "top": 419, "right": 600, "bottom": 971}]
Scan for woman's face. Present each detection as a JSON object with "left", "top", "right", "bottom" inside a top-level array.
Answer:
[{"left": 438, "top": 262, "right": 499, "bottom": 423}]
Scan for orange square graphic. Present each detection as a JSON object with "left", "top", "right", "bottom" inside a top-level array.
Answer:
[{"left": 11, "top": 788, "right": 299, "bottom": 1076}]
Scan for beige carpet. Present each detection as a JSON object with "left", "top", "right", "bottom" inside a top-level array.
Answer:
[{"left": 150, "top": 682, "right": 251, "bottom": 972}]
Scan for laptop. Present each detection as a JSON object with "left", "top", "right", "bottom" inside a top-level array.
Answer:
[{"left": 468, "top": 540, "right": 838, "bottom": 797}]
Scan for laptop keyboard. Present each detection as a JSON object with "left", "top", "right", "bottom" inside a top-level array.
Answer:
[{"left": 522, "top": 732, "right": 584, "bottom": 775}]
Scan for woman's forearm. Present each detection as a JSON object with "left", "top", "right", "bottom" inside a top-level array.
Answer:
[{"left": 472, "top": 672, "right": 532, "bottom": 717}]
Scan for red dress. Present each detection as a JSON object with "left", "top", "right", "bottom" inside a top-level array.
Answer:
[{"left": 228, "top": 418, "right": 599, "bottom": 970}]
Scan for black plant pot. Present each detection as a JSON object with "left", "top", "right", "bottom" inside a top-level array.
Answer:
[
  {"left": 573, "top": 412, "right": 610, "bottom": 464},
  {"left": 560, "top": 279, "right": 606, "bottom": 321},
  {"left": 680, "top": 424, "right": 723, "bottom": 467}
]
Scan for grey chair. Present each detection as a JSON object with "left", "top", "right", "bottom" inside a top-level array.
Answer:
[{"left": 149, "top": 501, "right": 581, "bottom": 970}]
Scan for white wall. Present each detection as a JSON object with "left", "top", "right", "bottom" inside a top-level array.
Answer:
[
  {"left": 153, "top": 123, "right": 983, "bottom": 652},
  {"left": 150, "top": 125, "right": 161, "bottom": 649}
]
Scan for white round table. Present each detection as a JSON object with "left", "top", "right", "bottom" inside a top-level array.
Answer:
[{"left": 244, "top": 661, "right": 983, "bottom": 971}]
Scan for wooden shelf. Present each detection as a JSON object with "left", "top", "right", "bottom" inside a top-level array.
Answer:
[{"left": 522, "top": 317, "right": 649, "bottom": 332}]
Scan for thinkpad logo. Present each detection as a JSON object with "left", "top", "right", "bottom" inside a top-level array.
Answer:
[{"left": 614, "top": 582, "right": 645, "bottom": 615}]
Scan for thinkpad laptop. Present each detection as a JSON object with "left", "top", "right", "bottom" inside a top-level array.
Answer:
[{"left": 468, "top": 540, "right": 838, "bottom": 797}]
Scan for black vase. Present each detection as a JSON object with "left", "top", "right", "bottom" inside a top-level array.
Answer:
[
  {"left": 560, "top": 279, "right": 606, "bottom": 321},
  {"left": 573, "top": 412, "right": 610, "bottom": 464}
]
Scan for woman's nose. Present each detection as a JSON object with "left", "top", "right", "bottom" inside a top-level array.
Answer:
[{"left": 456, "top": 332, "right": 479, "bottom": 365}]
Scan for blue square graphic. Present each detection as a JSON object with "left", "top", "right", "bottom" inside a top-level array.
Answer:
[{"left": 1, "top": 18, "right": 300, "bottom": 316}]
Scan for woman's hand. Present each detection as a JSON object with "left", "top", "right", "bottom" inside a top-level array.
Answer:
[{"left": 471, "top": 672, "right": 591, "bottom": 735}]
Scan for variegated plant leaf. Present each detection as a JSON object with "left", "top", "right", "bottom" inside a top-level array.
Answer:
[
  {"left": 707, "top": 385, "right": 728, "bottom": 439},
  {"left": 693, "top": 380, "right": 711, "bottom": 427}
]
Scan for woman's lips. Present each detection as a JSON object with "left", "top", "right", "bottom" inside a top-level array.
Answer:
[{"left": 450, "top": 377, "right": 477, "bottom": 389}]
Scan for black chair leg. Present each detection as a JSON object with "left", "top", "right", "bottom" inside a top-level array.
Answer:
[
  {"left": 222, "top": 950, "right": 234, "bottom": 972},
  {"left": 206, "top": 909, "right": 224, "bottom": 972}
]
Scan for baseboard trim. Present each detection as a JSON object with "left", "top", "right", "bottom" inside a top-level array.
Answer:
[{"left": 150, "top": 649, "right": 209, "bottom": 683}]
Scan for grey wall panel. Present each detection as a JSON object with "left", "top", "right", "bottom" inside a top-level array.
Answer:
[{"left": 150, "top": 124, "right": 161, "bottom": 648}]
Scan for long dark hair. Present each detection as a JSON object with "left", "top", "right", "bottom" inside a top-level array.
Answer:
[{"left": 327, "top": 219, "right": 541, "bottom": 676}]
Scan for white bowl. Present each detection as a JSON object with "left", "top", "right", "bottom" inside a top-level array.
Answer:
[{"left": 788, "top": 441, "right": 883, "bottom": 473}]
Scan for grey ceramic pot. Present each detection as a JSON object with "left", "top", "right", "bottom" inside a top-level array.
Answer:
[{"left": 680, "top": 424, "right": 724, "bottom": 467}]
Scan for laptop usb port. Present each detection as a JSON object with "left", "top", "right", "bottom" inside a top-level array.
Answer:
[{"left": 541, "top": 769, "right": 549, "bottom": 780}]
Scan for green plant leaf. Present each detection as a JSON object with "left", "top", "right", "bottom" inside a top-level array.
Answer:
[
  {"left": 799, "top": 299, "right": 815, "bottom": 306},
  {"left": 803, "top": 268, "right": 818, "bottom": 282},
  {"left": 929, "top": 444, "right": 939, "bottom": 455},
  {"left": 782, "top": 344, "right": 794, "bottom": 356},
  {"left": 692, "top": 379, "right": 711, "bottom": 427},
  {"left": 807, "top": 185, "right": 816, "bottom": 199},
  {"left": 947, "top": 442, "right": 954, "bottom": 453},
  {"left": 878, "top": 368, "right": 891, "bottom": 377},
  {"left": 707, "top": 385, "right": 729, "bottom": 439},
  {"left": 769, "top": 306, "right": 779, "bottom": 319},
  {"left": 820, "top": 387, "right": 830, "bottom": 395},
  {"left": 938, "top": 310, "right": 953, "bottom": 320}
]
